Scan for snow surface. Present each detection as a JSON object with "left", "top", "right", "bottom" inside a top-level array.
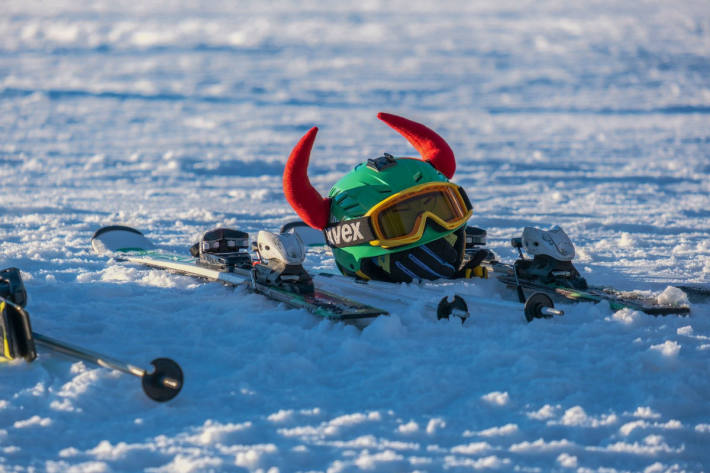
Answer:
[{"left": 1, "top": 1, "right": 709, "bottom": 472}]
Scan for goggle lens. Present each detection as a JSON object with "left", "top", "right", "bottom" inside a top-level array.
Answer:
[{"left": 377, "top": 190, "right": 461, "bottom": 239}]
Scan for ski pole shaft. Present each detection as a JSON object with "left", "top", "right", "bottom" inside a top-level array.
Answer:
[
  {"left": 34, "top": 332, "right": 147, "bottom": 378},
  {"left": 32, "top": 332, "right": 183, "bottom": 401},
  {"left": 540, "top": 307, "right": 564, "bottom": 317}
]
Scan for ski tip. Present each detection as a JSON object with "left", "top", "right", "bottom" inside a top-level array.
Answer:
[
  {"left": 92, "top": 225, "right": 143, "bottom": 240},
  {"left": 280, "top": 220, "right": 326, "bottom": 247},
  {"left": 91, "top": 225, "right": 154, "bottom": 254}
]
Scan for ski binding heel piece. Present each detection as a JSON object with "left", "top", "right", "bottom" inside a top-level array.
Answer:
[
  {"left": 255, "top": 231, "right": 306, "bottom": 265},
  {"left": 514, "top": 226, "right": 588, "bottom": 290},
  {"left": 252, "top": 231, "right": 314, "bottom": 294},
  {"left": 521, "top": 226, "right": 575, "bottom": 261}
]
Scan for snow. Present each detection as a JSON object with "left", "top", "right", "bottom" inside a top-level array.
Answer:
[{"left": 1, "top": 0, "right": 709, "bottom": 472}]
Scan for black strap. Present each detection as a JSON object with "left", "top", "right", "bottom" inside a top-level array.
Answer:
[
  {"left": 323, "top": 217, "right": 376, "bottom": 248},
  {"left": 0, "top": 268, "right": 27, "bottom": 308},
  {"left": 458, "top": 186, "right": 473, "bottom": 212}
]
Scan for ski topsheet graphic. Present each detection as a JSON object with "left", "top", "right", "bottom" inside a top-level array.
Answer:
[{"left": 91, "top": 226, "right": 389, "bottom": 324}]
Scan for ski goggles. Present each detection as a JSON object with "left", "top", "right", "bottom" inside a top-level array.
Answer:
[{"left": 323, "top": 182, "right": 473, "bottom": 249}]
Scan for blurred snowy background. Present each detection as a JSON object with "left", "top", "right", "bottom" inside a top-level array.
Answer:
[{"left": 1, "top": 1, "right": 709, "bottom": 472}]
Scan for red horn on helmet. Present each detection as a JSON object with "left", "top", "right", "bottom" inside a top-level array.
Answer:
[
  {"left": 283, "top": 127, "right": 331, "bottom": 230},
  {"left": 377, "top": 112, "right": 456, "bottom": 179}
]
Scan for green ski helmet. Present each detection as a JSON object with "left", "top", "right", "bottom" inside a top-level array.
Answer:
[{"left": 283, "top": 112, "right": 473, "bottom": 282}]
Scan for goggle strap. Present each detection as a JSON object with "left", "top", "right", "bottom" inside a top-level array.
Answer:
[
  {"left": 323, "top": 217, "right": 376, "bottom": 248},
  {"left": 457, "top": 186, "right": 473, "bottom": 212}
]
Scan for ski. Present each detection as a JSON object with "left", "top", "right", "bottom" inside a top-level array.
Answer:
[
  {"left": 484, "top": 227, "right": 690, "bottom": 316},
  {"left": 91, "top": 226, "right": 388, "bottom": 325}
]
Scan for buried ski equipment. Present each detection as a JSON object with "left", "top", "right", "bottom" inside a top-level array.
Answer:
[
  {"left": 0, "top": 267, "right": 182, "bottom": 401},
  {"left": 91, "top": 225, "right": 388, "bottom": 324},
  {"left": 487, "top": 226, "right": 691, "bottom": 315},
  {"left": 99, "top": 225, "right": 560, "bottom": 324},
  {"left": 284, "top": 218, "right": 688, "bottom": 317},
  {"left": 282, "top": 219, "right": 567, "bottom": 322}
]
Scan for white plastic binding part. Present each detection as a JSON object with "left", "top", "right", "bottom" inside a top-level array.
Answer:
[
  {"left": 521, "top": 226, "right": 576, "bottom": 261},
  {"left": 256, "top": 231, "right": 306, "bottom": 265}
]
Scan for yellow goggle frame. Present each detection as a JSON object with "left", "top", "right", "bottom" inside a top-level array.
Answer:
[{"left": 366, "top": 182, "right": 473, "bottom": 248}]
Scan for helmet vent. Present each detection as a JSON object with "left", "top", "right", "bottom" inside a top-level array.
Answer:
[
  {"left": 414, "top": 171, "right": 423, "bottom": 182},
  {"left": 341, "top": 202, "right": 361, "bottom": 212},
  {"left": 337, "top": 195, "right": 369, "bottom": 216}
]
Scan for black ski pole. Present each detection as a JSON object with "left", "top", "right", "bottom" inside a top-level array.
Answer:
[
  {"left": 32, "top": 332, "right": 183, "bottom": 402},
  {"left": 3, "top": 267, "right": 183, "bottom": 402}
]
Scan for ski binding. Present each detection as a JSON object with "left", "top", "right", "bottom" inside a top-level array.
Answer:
[{"left": 492, "top": 226, "right": 690, "bottom": 315}]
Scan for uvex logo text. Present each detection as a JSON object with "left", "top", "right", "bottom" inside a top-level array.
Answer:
[{"left": 324, "top": 220, "right": 370, "bottom": 247}]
